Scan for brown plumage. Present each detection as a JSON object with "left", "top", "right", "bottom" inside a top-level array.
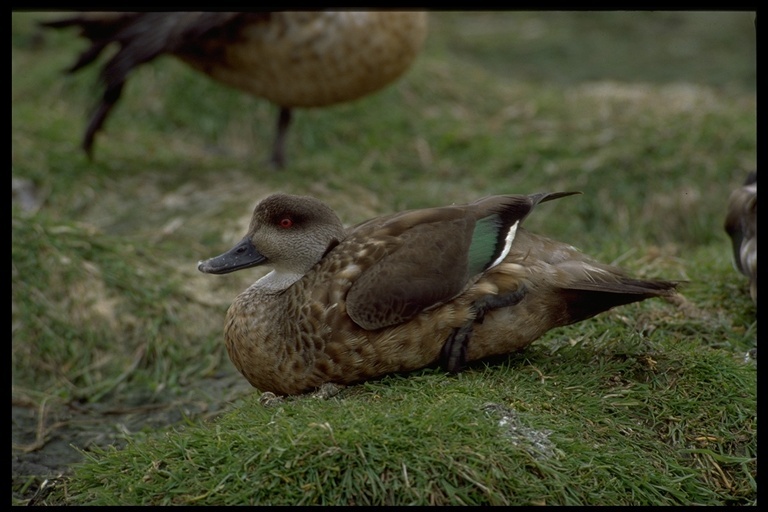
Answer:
[
  {"left": 41, "top": 11, "right": 428, "bottom": 168},
  {"left": 198, "top": 192, "right": 680, "bottom": 396},
  {"left": 724, "top": 171, "right": 757, "bottom": 304}
]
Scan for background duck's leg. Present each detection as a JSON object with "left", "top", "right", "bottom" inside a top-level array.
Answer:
[
  {"left": 270, "top": 107, "right": 292, "bottom": 169},
  {"left": 440, "top": 286, "right": 527, "bottom": 373},
  {"left": 84, "top": 82, "right": 124, "bottom": 159}
]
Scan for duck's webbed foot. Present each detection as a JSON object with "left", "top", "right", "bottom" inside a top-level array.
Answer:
[
  {"left": 259, "top": 391, "right": 285, "bottom": 407},
  {"left": 440, "top": 286, "right": 527, "bottom": 373},
  {"left": 312, "top": 382, "right": 345, "bottom": 400}
]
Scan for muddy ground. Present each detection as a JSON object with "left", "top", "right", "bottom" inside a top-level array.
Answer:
[{"left": 12, "top": 371, "right": 255, "bottom": 505}]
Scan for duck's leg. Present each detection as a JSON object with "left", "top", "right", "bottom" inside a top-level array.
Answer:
[
  {"left": 258, "top": 391, "right": 285, "bottom": 408},
  {"left": 312, "top": 382, "right": 345, "bottom": 400},
  {"left": 440, "top": 286, "right": 528, "bottom": 373},
  {"left": 441, "top": 323, "right": 474, "bottom": 374},
  {"left": 83, "top": 82, "right": 125, "bottom": 159},
  {"left": 270, "top": 106, "right": 292, "bottom": 169}
]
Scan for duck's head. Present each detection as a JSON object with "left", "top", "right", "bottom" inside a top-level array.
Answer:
[{"left": 198, "top": 193, "right": 346, "bottom": 277}]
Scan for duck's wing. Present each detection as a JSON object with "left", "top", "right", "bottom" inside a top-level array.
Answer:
[
  {"left": 343, "top": 192, "right": 578, "bottom": 330},
  {"left": 724, "top": 171, "right": 757, "bottom": 277},
  {"left": 506, "top": 228, "right": 680, "bottom": 327}
]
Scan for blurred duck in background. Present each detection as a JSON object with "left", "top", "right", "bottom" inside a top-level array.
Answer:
[
  {"left": 724, "top": 171, "right": 757, "bottom": 304},
  {"left": 41, "top": 11, "right": 428, "bottom": 169}
]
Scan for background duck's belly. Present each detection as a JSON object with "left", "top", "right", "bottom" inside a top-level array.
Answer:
[{"left": 183, "top": 11, "right": 427, "bottom": 108}]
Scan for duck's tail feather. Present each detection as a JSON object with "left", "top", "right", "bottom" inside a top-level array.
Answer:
[
  {"left": 559, "top": 278, "right": 680, "bottom": 325},
  {"left": 41, "top": 14, "right": 155, "bottom": 155},
  {"left": 41, "top": 13, "right": 244, "bottom": 156}
]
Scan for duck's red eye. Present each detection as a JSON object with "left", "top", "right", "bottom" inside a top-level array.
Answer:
[{"left": 279, "top": 217, "right": 293, "bottom": 228}]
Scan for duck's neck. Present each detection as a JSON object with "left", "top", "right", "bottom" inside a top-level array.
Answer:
[{"left": 253, "top": 269, "right": 303, "bottom": 293}]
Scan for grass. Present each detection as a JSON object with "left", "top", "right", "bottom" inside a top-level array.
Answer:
[
  {"left": 62, "top": 334, "right": 756, "bottom": 506},
  {"left": 12, "top": 10, "right": 756, "bottom": 505}
]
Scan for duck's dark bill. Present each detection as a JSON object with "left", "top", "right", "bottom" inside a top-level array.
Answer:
[{"left": 197, "top": 237, "right": 267, "bottom": 275}]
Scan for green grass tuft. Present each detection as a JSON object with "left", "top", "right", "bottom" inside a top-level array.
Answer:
[{"left": 62, "top": 337, "right": 755, "bottom": 505}]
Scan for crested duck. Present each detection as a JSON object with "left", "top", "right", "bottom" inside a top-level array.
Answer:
[
  {"left": 724, "top": 171, "right": 757, "bottom": 304},
  {"left": 198, "top": 192, "right": 680, "bottom": 396},
  {"left": 41, "top": 11, "right": 428, "bottom": 168}
]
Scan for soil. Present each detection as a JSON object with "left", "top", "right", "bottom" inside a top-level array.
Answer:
[{"left": 12, "top": 371, "right": 254, "bottom": 505}]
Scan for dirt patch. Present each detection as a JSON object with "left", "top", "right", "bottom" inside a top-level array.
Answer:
[{"left": 12, "top": 372, "right": 254, "bottom": 505}]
